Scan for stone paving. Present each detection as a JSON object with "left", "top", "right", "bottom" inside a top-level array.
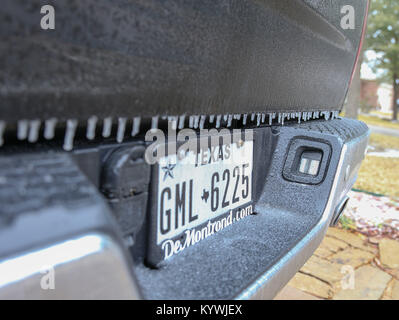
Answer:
[{"left": 276, "top": 227, "right": 399, "bottom": 300}]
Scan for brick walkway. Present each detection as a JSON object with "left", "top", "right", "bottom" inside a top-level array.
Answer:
[{"left": 275, "top": 227, "right": 399, "bottom": 300}]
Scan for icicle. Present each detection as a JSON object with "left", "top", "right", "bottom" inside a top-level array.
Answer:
[
  {"left": 169, "top": 116, "right": 178, "bottom": 130},
  {"left": 189, "top": 116, "right": 194, "bottom": 128},
  {"left": 256, "top": 114, "right": 261, "bottom": 126},
  {"left": 28, "top": 120, "right": 41, "bottom": 143},
  {"left": 132, "top": 117, "right": 141, "bottom": 136},
  {"left": 151, "top": 116, "right": 159, "bottom": 130},
  {"left": 86, "top": 116, "right": 98, "bottom": 140},
  {"left": 117, "top": 117, "right": 127, "bottom": 143},
  {"left": 102, "top": 117, "right": 112, "bottom": 138},
  {"left": 193, "top": 115, "right": 200, "bottom": 129},
  {"left": 17, "top": 120, "right": 29, "bottom": 140},
  {"left": 243, "top": 114, "right": 248, "bottom": 125},
  {"left": 178, "top": 115, "right": 186, "bottom": 130},
  {"left": 227, "top": 114, "right": 233, "bottom": 127},
  {"left": 44, "top": 118, "right": 57, "bottom": 140},
  {"left": 63, "top": 119, "right": 78, "bottom": 151},
  {"left": 199, "top": 115, "right": 206, "bottom": 130},
  {"left": 216, "top": 115, "right": 222, "bottom": 128}
]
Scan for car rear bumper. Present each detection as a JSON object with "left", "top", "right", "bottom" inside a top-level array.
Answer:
[{"left": 0, "top": 117, "right": 368, "bottom": 299}]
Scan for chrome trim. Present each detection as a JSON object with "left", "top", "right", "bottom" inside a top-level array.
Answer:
[
  {"left": 0, "top": 234, "right": 103, "bottom": 288},
  {"left": 0, "top": 233, "right": 140, "bottom": 299}
]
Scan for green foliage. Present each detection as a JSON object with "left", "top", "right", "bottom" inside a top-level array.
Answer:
[
  {"left": 366, "top": 0, "right": 399, "bottom": 80},
  {"left": 339, "top": 215, "right": 356, "bottom": 230}
]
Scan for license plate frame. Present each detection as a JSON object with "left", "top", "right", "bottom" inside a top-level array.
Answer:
[{"left": 147, "top": 132, "right": 254, "bottom": 266}]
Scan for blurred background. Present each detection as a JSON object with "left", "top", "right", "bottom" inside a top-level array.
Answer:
[{"left": 276, "top": 0, "right": 399, "bottom": 300}]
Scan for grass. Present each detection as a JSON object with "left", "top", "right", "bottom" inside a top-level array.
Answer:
[
  {"left": 369, "top": 110, "right": 393, "bottom": 118},
  {"left": 353, "top": 156, "right": 399, "bottom": 198},
  {"left": 331, "top": 113, "right": 399, "bottom": 197},
  {"left": 352, "top": 132, "right": 399, "bottom": 198},
  {"left": 358, "top": 114, "right": 399, "bottom": 130},
  {"left": 369, "top": 133, "right": 399, "bottom": 151}
]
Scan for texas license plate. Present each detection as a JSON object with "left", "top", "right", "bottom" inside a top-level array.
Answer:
[{"left": 147, "top": 138, "right": 253, "bottom": 265}]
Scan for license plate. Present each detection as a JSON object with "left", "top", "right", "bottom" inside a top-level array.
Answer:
[{"left": 147, "top": 137, "right": 253, "bottom": 265}]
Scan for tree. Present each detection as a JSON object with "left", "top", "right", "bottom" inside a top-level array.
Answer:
[{"left": 366, "top": 0, "right": 399, "bottom": 121}]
